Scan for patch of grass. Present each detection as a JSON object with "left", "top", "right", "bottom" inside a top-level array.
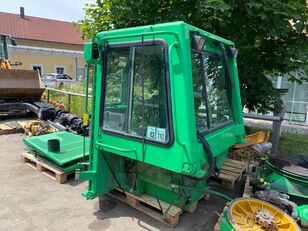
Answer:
[
  {"left": 246, "top": 126, "right": 308, "bottom": 156},
  {"left": 278, "top": 133, "right": 308, "bottom": 155},
  {"left": 44, "top": 81, "right": 92, "bottom": 117}
]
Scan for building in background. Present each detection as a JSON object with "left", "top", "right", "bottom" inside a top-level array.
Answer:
[
  {"left": 272, "top": 72, "right": 308, "bottom": 124},
  {"left": 0, "top": 8, "right": 85, "bottom": 79}
]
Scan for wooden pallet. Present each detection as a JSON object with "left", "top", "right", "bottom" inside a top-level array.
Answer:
[
  {"left": 21, "top": 152, "right": 73, "bottom": 184},
  {"left": 107, "top": 189, "right": 193, "bottom": 227},
  {"left": 213, "top": 174, "right": 253, "bottom": 231},
  {"left": 242, "top": 174, "right": 253, "bottom": 198},
  {"left": 0, "top": 121, "right": 23, "bottom": 135},
  {"left": 212, "top": 158, "right": 248, "bottom": 190}
]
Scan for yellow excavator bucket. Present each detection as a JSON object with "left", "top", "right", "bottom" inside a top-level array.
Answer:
[{"left": 0, "top": 69, "right": 45, "bottom": 100}]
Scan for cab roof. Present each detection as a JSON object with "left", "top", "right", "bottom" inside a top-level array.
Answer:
[{"left": 95, "top": 21, "right": 234, "bottom": 46}]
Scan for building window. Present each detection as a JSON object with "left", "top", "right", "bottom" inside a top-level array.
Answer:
[
  {"left": 31, "top": 64, "right": 43, "bottom": 76},
  {"left": 77, "top": 67, "right": 86, "bottom": 79},
  {"left": 55, "top": 66, "right": 66, "bottom": 74}
]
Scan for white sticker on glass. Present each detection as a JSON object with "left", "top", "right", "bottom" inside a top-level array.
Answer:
[{"left": 146, "top": 126, "right": 166, "bottom": 142}]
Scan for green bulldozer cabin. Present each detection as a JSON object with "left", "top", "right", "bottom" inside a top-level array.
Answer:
[{"left": 80, "top": 21, "right": 245, "bottom": 217}]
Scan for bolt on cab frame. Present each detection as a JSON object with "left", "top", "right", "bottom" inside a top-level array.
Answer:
[{"left": 80, "top": 21, "right": 245, "bottom": 209}]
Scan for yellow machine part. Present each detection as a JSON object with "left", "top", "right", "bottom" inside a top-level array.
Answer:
[
  {"left": 18, "top": 120, "right": 57, "bottom": 136},
  {"left": 0, "top": 59, "right": 11, "bottom": 69},
  {"left": 227, "top": 198, "right": 300, "bottom": 231}
]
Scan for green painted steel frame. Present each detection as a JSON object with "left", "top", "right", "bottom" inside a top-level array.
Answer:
[{"left": 81, "top": 21, "right": 245, "bottom": 200}]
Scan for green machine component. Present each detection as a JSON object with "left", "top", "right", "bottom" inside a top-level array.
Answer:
[
  {"left": 296, "top": 204, "right": 308, "bottom": 228},
  {"left": 252, "top": 154, "right": 308, "bottom": 229},
  {"left": 255, "top": 155, "right": 308, "bottom": 205},
  {"left": 219, "top": 198, "right": 301, "bottom": 231},
  {"left": 80, "top": 21, "right": 245, "bottom": 211},
  {"left": 24, "top": 131, "right": 90, "bottom": 172}
]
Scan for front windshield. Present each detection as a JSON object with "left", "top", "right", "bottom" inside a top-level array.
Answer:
[{"left": 192, "top": 51, "right": 233, "bottom": 131}]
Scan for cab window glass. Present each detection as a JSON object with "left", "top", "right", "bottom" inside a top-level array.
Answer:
[
  {"left": 103, "top": 44, "right": 169, "bottom": 143},
  {"left": 191, "top": 52, "right": 208, "bottom": 130},
  {"left": 103, "top": 47, "right": 130, "bottom": 132},
  {"left": 204, "top": 55, "right": 233, "bottom": 128},
  {"left": 192, "top": 51, "right": 233, "bottom": 131}
]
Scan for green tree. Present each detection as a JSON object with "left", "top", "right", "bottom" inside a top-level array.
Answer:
[{"left": 78, "top": 0, "right": 308, "bottom": 113}]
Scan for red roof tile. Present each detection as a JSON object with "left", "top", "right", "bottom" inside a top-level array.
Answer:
[{"left": 0, "top": 12, "right": 84, "bottom": 45}]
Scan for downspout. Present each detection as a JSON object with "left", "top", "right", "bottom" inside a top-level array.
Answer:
[{"left": 75, "top": 57, "right": 78, "bottom": 82}]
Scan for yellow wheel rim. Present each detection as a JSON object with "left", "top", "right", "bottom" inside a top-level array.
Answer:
[{"left": 227, "top": 198, "right": 300, "bottom": 231}]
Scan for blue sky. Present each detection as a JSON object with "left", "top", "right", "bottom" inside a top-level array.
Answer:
[{"left": 0, "top": 0, "right": 91, "bottom": 22}]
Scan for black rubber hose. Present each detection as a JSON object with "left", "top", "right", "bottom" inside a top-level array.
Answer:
[{"left": 197, "top": 131, "right": 220, "bottom": 177}]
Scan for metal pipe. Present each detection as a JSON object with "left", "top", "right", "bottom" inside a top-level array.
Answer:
[
  {"left": 271, "top": 107, "right": 286, "bottom": 154},
  {"left": 46, "top": 120, "right": 67, "bottom": 131},
  {"left": 67, "top": 94, "right": 71, "bottom": 112},
  {"left": 85, "top": 64, "right": 90, "bottom": 115},
  {"left": 75, "top": 57, "right": 78, "bottom": 81},
  {"left": 45, "top": 87, "right": 92, "bottom": 98},
  {"left": 243, "top": 113, "right": 283, "bottom": 122},
  {"left": 204, "top": 189, "right": 233, "bottom": 202}
]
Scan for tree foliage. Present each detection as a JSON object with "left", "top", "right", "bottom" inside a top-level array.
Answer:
[{"left": 78, "top": 0, "right": 308, "bottom": 113}]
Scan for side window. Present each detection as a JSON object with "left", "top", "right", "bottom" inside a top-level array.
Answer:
[
  {"left": 192, "top": 51, "right": 233, "bottom": 131},
  {"left": 102, "top": 44, "right": 169, "bottom": 143},
  {"left": 204, "top": 55, "right": 233, "bottom": 128},
  {"left": 192, "top": 52, "right": 208, "bottom": 131}
]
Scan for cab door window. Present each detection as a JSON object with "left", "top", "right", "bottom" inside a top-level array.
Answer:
[{"left": 103, "top": 43, "right": 170, "bottom": 143}]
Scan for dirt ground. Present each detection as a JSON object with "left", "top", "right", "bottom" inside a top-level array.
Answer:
[{"left": 0, "top": 133, "right": 245, "bottom": 231}]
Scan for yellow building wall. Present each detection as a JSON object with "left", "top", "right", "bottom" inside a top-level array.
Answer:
[{"left": 10, "top": 52, "right": 86, "bottom": 79}]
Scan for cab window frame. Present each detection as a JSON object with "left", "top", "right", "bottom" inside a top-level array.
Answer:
[
  {"left": 191, "top": 48, "right": 234, "bottom": 135},
  {"left": 100, "top": 39, "right": 174, "bottom": 147}
]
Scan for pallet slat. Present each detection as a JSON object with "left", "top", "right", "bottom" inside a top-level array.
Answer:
[
  {"left": 107, "top": 189, "right": 182, "bottom": 227},
  {"left": 21, "top": 152, "right": 72, "bottom": 184},
  {"left": 213, "top": 174, "right": 253, "bottom": 230},
  {"left": 242, "top": 175, "right": 253, "bottom": 198},
  {"left": 120, "top": 190, "right": 182, "bottom": 217},
  {"left": 0, "top": 122, "right": 23, "bottom": 135},
  {"left": 211, "top": 158, "right": 248, "bottom": 190}
]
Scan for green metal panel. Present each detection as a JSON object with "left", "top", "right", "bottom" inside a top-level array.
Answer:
[
  {"left": 81, "top": 21, "right": 245, "bottom": 206},
  {"left": 220, "top": 210, "right": 235, "bottom": 231},
  {"left": 264, "top": 160, "right": 308, "bottom": 204},
  {"left": 297, "top": 205, "right": 308, "bottom": 227},
  {"left": 24, "top": 131, "right": 90, "bottom": 166}
]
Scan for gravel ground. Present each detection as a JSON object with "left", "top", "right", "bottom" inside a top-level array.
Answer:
[
  {"left": 0, "top": 133, "right": 246, "bottom": 231},
  {"left": 244, "top": 118, "right": 308, "bottom": 135}
]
